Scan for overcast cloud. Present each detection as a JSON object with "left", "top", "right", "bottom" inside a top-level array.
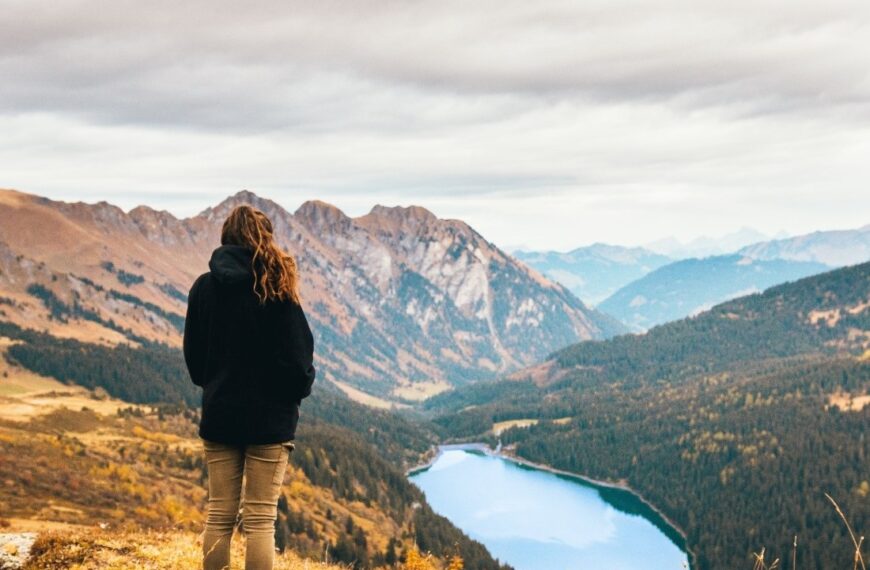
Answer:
[{"left": 1, "top": 0, "right": 869, "bottom": 250}]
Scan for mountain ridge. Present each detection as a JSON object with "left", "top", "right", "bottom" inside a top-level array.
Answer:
[
  {"left": 512, "top": 243, "right": 672, "bottom": 305},
  {"left": 739, "top": 224, "right": 870, "bottom": 267},
  {"left": 0, "top": 187, "right": 624, "bottom": 405},
  {"left": 598, "top": 253, "right": 831, "bottom": 330}
]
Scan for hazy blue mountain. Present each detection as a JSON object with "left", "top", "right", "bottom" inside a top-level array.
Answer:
[
  {"left": 512, "top": 244, "right": 672, "bottom": 305},
  {"left": 598, "top": 254, "right": 829, "bottom": 330},
  {"left": 739, "top": 224, "right": 870, "bottom": 267},
  {"left": 645, "top": 226, "right": 775, "bottom": 258}
]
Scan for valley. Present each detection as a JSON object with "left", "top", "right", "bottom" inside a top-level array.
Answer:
[
  {"left": 0, "top": 189, "right": 866, "bottom": 570},
  {"left": 5, "top": 2, "right": 869, "bottom": 569},
  {"left": 425, "top": 262, "right": 870, "bottom": 569}
]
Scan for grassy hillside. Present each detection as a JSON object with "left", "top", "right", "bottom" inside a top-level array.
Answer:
[
  {"left": 0, "top": 402, "right": 504, "bottom": 569},
  {"left": 425, "top": 262, "right": 870, "bottom": 569},
  {"left": 0, "top": 339, "right": 508, "bottom": 569}
]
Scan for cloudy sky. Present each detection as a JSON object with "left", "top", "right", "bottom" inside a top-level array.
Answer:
[{"left": 2, "top": 0, "right": 869, "bottom": 251}]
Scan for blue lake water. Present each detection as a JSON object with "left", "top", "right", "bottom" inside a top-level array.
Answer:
[{"left": 409, "top": 447, "right": 689, "bottom": 570}]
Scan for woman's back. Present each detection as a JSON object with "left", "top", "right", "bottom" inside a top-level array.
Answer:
[{"left": 184, "top": 235, "right": 315, "bottom": 445}]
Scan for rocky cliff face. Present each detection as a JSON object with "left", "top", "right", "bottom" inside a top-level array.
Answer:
[{"left": 0, "top": 188, "right": 624, "bottom": 403}]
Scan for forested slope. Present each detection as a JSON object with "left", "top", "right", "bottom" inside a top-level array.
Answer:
[{"left": 426, "top": 262, "right": 870, "bottom": 569}]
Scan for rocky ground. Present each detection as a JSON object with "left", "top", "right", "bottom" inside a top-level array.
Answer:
[{"left": 0, "top": 533, "right": 37, "bottom": 570}]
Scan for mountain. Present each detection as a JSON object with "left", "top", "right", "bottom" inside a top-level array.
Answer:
[
  {"left": 598, "top": 254, "right": 830, "bottom": 330},
  {"left": 646, "top": 226, "right": 774, "bottom": 258},
  {"left": 425, "top": 262, "right": 870, "bottom": 569},
  {"left": 0, "top": 188, "right": 624, "bottom": 404},
  {"left": 596, "top": 225, "right": 870, "bottom": 331},
  {"left": 0, "top": 186, "right": 521, "bottom": 569},
  {"left": 739, "top": 224, "right": 870, "bottom": 267},
  {"left": 511, "top": 244, "right": 672, "bottom": 305}
]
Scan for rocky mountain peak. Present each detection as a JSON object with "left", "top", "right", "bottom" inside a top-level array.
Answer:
[
  {"left": 357, "top": 204, "right": 442, "bottom": 237},
  {"left": 128, "top": 205, "right": 178, "bottom": 223},
  {"left": 294, "top": 199, "right": 350, "bottom": 230},
  {"left": 197, "top": 189, "right": 289, "bottom": 223},
  {"left": 127, "top": 205, "right": 193, "bottom": 246},
  {"left": 64, "top": 199, "right": 129, "bottom": 227},
  {"left": 369, "top": 204, "right": 437, "bottom": 222}
]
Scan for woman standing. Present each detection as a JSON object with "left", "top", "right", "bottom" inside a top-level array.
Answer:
[{"left": 183, "top": 205, "right": 316, "bottom": 570}]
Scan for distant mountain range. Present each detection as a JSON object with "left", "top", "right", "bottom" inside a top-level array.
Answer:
[
  {"left": 739, "top": 224, "right": 870, "bottom": 267},
  {"left": 645, "top": 226, "right": 777, "bottom": 258},
  {"left": 598, "top": 254, "right": 830, "bottom": 330},
  {"left": 511, "top": 244, "right": 672, "bottom": 305},
  {"left": 518, "top": 225, "right": 869, "bottom": 330},
  {"left": 0, "top": 188, "right": 623, "bottom": 405}
]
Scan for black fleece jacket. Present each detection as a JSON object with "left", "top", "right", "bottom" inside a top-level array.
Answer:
[{"left": 183, "top": 244, "right": 316, "bottom": 444}]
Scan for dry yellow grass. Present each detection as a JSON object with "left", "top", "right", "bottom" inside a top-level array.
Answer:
[
  {"left": 491, "top": 418, "right": 538, "bottom": 436},
  {"left": 21, "top": 530, "right": 352, "bottom": 570},
  {"left": 0, "top": 392, "right": 133, "bottom": 422},
  {"left": 0, "top": 342, "right": 135, "bottom": 419},
  {"left": 2, "top": 519, "right": 90, "bottom": 533},
  {"left": 826, "top": 392, "right": 870, "bottom": 412},
  {"left": 329, "top": 379, "right": 410, "bottom": 410},
  {"left": 390, "top": 379, "right": 451, "bottom": 402},
  {"left": 17, "top": 531, "right": 464, "bottom": 570},
  {"left": 808, "top": 300, "right": 870, "bottom": 329},
  {"left": 0, "top": 338, "right": 69, "bottom": 397},
  {"left": 32, "top": 318, "right": 135, "bottom": 348},
  {"left": 808, "top": 308, "right": 841, "bottom": 327}
]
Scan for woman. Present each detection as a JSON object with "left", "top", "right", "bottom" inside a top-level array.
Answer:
[{"left": 183, "top": 204, "right": 316, "bottom": 570}]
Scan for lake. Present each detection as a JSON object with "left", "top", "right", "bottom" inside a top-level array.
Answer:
[{"left": 409, "top": 446, "right": 690, "bottom": 570}]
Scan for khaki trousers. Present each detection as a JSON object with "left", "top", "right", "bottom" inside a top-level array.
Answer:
[{"left": 202, "top": 439, "right": 294, "bottom": 570}]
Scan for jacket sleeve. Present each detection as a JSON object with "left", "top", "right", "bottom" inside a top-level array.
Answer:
[
  {"left": 276, "top": 300, "right": 316, "bottom": 402},
  {"left": 183, "top": 275, "right": 207, "bottom": 387}
]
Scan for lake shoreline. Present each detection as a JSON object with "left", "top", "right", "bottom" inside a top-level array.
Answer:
[
  {"left": 406, "top": 442, "right": 697, "bottom": 570},
  {"left": 405, "top": 442, "right": 492, "bottom": 476}
]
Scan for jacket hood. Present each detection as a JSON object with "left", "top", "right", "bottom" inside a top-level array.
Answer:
[{"left": 209, "top": 245, "right": 255, "bottom": 285}]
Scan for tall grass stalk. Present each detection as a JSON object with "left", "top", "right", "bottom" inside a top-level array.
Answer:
[{"left": 825, "top": 493, "right": 866, "bottom": 570}]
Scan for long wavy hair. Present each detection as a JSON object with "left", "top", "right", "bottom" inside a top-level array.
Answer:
[{"left": 220, "top": 205, "right": 301, "bottom": 305}]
